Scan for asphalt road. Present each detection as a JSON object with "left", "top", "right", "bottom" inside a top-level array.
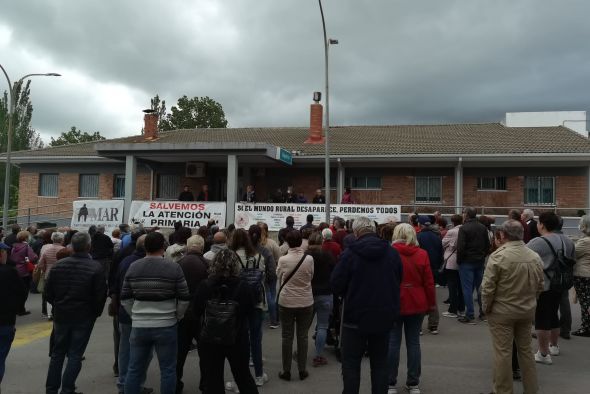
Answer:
[{"left": 3, "top": 290, "right": 589, "bottom": 394}]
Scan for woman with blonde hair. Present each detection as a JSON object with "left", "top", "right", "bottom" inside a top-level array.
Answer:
[{"left": 387, "top": 223, "right": 435, "bottom": 394}]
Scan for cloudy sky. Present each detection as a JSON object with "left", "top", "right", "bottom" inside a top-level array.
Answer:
[{"left": 1, "top": 0, "right": 589, "bottom": 142}]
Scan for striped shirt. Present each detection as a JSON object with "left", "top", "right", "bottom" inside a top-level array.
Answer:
[{"left": 121, "top": 255, "right": 191, "bottom": 328}]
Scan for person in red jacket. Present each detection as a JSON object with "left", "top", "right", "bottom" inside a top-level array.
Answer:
[
  {"left": 387, "top": 223, "right": 436, "bottom": 394},
  {"left": 321, "top": 228, "right": 342, "bottom": 261}
]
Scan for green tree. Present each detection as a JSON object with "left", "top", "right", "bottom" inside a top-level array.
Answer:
[
  {"left": 150, "top": 94, "right": 167, "bottom": 130},
  {"left": 159, "top": 95, "right": 228, "bottom": 130},
  {"left": 49, "top": 126, "right": 105, "bottom": 146},
  {"left": 0, "top": 80, "right": 44, "bottom": 209}
]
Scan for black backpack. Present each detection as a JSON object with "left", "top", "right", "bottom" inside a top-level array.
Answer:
[
  {"left": 540, "top": 237, "right": 575, "bottom": 292},
  {"left": 238, "top": 254, "right": 265, "bottom": 304},
  {"left": 200, "top": 284, "right": 240, "bottom": 345}
]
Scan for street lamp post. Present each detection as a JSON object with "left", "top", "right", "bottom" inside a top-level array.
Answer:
[
  {"left": 0, "top": 64, "right": 60, "bottom": 228},
  {"left": 318, "top": 0, "right": 338, "bottom": 224}
]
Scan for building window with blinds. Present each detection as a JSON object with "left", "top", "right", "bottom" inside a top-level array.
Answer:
[
  {"left": 524, "top": 176, "right": 555, "bottom": 205},
  {"left": 79, "top": 174, "right": 99, "bottom": 198},
  {"left": 415, "top": 176, "right": 442, "bottom": 203},
  {"left": 157, "top": 174, "right": 181, "bottom": 199},
  {"left": 113, "top": 174, "right": 125, "bottom": 198},
  {"left": 38, "top": 174, "right": 59, "bottom": 197}
]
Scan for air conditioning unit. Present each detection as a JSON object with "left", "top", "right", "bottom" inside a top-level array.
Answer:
[{"left": 186, "top": 162, "right": 206, "bottom": 178}]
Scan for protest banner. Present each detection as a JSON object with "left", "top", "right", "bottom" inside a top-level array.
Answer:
[
  {"left": 235, "top": 203, "right": 401, "bottom": 231},
  {"left": 71, "top": 200, "right": 125, "bottom": 232},
  {"left": 128, "top": 201, "right": 226, "bottom": 228}
]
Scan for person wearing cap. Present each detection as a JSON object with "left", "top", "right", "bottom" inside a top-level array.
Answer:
[{"left": 0, "top": 242, "right": 27, "bottom": 387}]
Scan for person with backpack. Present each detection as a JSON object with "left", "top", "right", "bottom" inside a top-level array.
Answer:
[
  {"left": 229, "top": 228, "right": 270, "bottom": 387},
  {"left": 193, "top": 249, "right": 259, "bottom": 394},
  {"left": 276, "top": 230, "right": 314, "bottom": 382},
  {"left": 9, "top": 231, "right": 38, "bottom": 316},
  {"left": 526, "top": 212, "right": 576, "bottom": 365}
]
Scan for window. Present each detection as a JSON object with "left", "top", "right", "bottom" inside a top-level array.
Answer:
[
  {"left": 415, "top": 176, "right": 441, "bottom": 203},
  {"left": 113, "top": 174, "right": 125, "bottom": 198},
  {"left": 524, "top": 176, "right": 555, "bottom": 205},
  {"left": 157, "top": 174, "right": 180, "bottom": 199},
  {"left": 79, "top": 174, "right": 99, "bottom": 197},
  {"left": 38, "top": 174, "right": 59, "bottom": 197},
  {"left": 477, "top": 176, "right": 507, "bottom": 191},
  {"left": 346, "top": 176, "right": 382, "bottom": 190}
]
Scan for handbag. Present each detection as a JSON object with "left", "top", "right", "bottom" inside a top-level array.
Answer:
[
  {"left": 439, "top": 249, "right": 455, "bottom": 274},
  {"left": 276, "top": 253, "right": 308, "bottom": 305},
  {"left": 37, "top": 275, "right": 45, "bottom": 293}
]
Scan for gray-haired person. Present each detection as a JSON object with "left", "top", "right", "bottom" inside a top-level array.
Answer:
[
  {"left": 331, "top": 216, "right": 403, "bottom": 394},
  {"left": 38, "top": 231, "right": 66, "bottom": 320},
  {"left": 481, "top": 220, "right": 544, "bottom": 394},
  {"left": 45, "top": 232, "right": 107, "bottom": 394}
]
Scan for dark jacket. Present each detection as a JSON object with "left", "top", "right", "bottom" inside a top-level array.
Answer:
[
  {"left": 114, "top": 249, "right": 146, "bottom": 324},
  {"left": 193, "top": 276, "right": 254, "bottom": 342},
  {"left": 0, "top": 264, "right": 27, "bottom": 326},
  {"left": 45, "top": 252, "right": 107, "bottom": 323},
  {"left": 331, "top": 233, "right": 402, "bottom": 333},
  {"left": 178, "top": 252, "right": 209, "bottom": 321},
  {"left": 91, "top": 232, "right": 114, "bottom": 260},
  {"left": 309, "top": 248, "right": 335, "bottom": 296},
  {"left": 178, "top": 191, "right": 195, "bottom": 201},
  {"left": 457, "top": 218, "right": 490, "bottom": 264},
  {"left": 3, "top": 233, "right": 18, "bottom": 249},
  {"left": 417, "top": 227, "right": 444, "bottom": 272},
  {"left": 525, "top": 219, "right": 540, "bottom": 243},
  {"left": 109, "top": 241, "right": 136, "bottom": 293}
]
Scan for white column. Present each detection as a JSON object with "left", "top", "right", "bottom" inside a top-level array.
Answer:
[
  {"left": 124, "top": 155, "right": 137, "bottom": 223},
  {"left": 455, "top": 158, "right": 463, "bottom": 214},
  {"left": 337, "top": 160, "right": 344, "bottom": 203},
  {"left": 226, "top": 155, "right": 238, "bottom": 227}
]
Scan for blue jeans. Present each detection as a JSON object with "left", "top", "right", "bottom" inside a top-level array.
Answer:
[
  {"left": 118, "top": 323, "right": 152, "bottom": 393},
  {"left": 459, "top": 262, "right": 484, "bottom": 319},
  {"left": 265, "top": 278, "right": 278, "bottom": 325},
  {"left": 125, "top": 325, "right": 177, "bottom": 394},
  {"left": 0, "top": 325, "right": 15, "bottom": 383},
  {"left": 46, "top": 320, "right": 95, "bottom": 394},
  {"left": 387, "top": 314, "right": 423, "bottom": 387},
  {"left": 314, "top": 295, "right": 333, "bottom": 358},
  {"left": 341, "top": 326, "right": 389, "bottom": 394},
  {"left": 248, "top": 308, "right": 264, "bottom": 377}
]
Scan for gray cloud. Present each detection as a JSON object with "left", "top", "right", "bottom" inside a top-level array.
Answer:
[{"left": 1, "top": 0, "right": 589, "bottom": 141}]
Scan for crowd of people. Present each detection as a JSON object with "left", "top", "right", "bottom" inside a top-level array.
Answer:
[{"left": 0, "top": 206, "right": 588, "bottom": 394}]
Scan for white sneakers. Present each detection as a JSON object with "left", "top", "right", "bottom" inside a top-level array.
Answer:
[
  {"left": 225, "top": 381, "right": 240, "bottom": 393},
  {"left": 255, "top": 373, "right": 269, "bottom": 387},
  {"left": 406, "top": 385, "right": 421, "bottom": 394},
  {"left": 534, "top": 350, "right": 553, "bottom": 365},
  {"left": 388, "top": 386, "right": 420, "bottom": 394},
  {"left": 549, "top": 345, "right": 560, "bottom": 356},
  {"left": 442, "top": 312, "right": 457, "bottom": 318}
]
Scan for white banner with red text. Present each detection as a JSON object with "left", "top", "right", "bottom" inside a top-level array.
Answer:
[
  {"left": 71, "top": 199, "right": 125, "bottom": 233},
  {"left": 234, "top": 203, "right": 401, "bottom": 231},
  {"left": 128, "top": 201, "right": 226, "bottom": 229}
]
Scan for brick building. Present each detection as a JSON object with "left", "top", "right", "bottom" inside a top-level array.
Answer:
[{"left": 3, "top": 109, "right": 590, "bottom": 226}]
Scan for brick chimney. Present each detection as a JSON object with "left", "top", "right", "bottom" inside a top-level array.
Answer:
[
  {"left": 305, "top": 92, "right": 324, "bottom": 144},
  {"left": 143, "top": 109, "right": 158, "bottom": 140}
]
